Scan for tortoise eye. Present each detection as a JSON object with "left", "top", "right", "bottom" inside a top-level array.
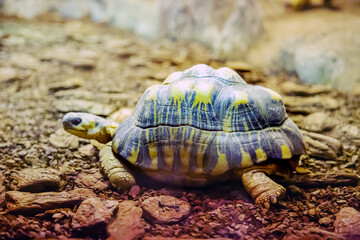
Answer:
[{"left": 70, "top": 117, "right": 82, "bottom": 126}]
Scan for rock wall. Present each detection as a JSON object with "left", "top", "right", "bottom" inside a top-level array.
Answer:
[
  {"left": 157, "top": 0, "right": 263, "bottom": 59},
  {"left": 278, "top": 30, "right": 360, "bottom": 90},
  {"left": 0, "top": 0, "right": 263, "bottom": 60}
]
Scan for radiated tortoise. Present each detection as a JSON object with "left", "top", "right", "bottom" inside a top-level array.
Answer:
[{"left": 63, "top": 64, "right": 306, "bottom": 208}]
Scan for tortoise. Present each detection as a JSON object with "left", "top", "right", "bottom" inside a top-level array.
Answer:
[{"left": 63, "top": 64, "right": 306, "bottom": 208}]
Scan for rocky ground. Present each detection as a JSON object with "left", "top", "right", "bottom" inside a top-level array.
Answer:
[{"left": 0, "top": 17, "right": 359, "bottom": 240}]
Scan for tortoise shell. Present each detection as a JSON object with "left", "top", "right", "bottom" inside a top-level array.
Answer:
[{"left": 112, "top": 64, "right": 305, "bottom": 178}]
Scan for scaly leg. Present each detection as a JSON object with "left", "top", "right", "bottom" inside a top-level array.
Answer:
[
  {"left": 241, "top": 164, "right": 286, "bottom": 208},
  {"left": 100, "top": 142, "right": 136, "bottom": 191}
]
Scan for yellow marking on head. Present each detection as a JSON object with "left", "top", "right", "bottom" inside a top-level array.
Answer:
[
  {"left": 191, "top": 81, "right": 213, "bottom": 110},
  {"left": 265, "top": 89, "right": 282, "bottom": 101},
  {"left": 148, "top": 142, "right": 158, "bottom": 170},
  {"left": 255, "top": 148, "right": 267, "bottom": 162},
  {"left": 281, "top": 144, "right": 292, "bottom": 159}
]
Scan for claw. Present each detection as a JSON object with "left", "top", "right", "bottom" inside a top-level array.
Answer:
[{"left": 270, "top": 195, "right": 277, "bottom": 204}]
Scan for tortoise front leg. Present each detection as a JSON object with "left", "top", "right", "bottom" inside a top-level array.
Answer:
[
  {"left": 240, "top": 164, "right": 286, "bottom": 209},
  {"left": 99, "top": 142, "right": 136, "bottom": 191}
]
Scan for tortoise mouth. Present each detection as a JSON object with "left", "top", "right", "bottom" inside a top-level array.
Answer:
[
  {"left": 63, "top": 121, "right": 88, "bottom": 134},
  {"left": 63, "top": 121, "right": 78, "bottom": 130}
]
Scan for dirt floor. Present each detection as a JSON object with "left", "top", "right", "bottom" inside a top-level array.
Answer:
[{"left": 0, "top": 16, "right": 359, "bottom": 240}]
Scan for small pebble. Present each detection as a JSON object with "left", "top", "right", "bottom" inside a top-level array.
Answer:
[
  {"left": 129, "top": 185, "right": 140, "bottom": 198},
  {"left": 319, "top": 217, "right": 332, "bottom": 226},
  {"left": 17, "top": 150, "right": 27, "bottom": 157},
  {"left": 52, "top": 213, "right": 63, "bottom": 219},
  {"left": 308, "top": 208, "right": 316, "bottom": 216}
]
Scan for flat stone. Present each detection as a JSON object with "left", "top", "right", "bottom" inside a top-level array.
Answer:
[
  {"left": 334, "top": 207, "right": 360, "bottom": 237},
  {"left": 90, "top": 139, "right": 104, "bottom": 150},
  {"left": 107, "top": 200, "right": 144, "bottom": 240},
  {"left": 5, "top": 188, "right": 96, "bottom": 215},
  {"left": 78, "top": 144, "right": 96, "bottom": 157},
  {"left": 301, "top": 112, "right": 337, "bottom": 132},
  {"left": 54, "top": 89, "right": 94, "bottom": 100},
  {"left": 10, "top": 53, "right": 40, "bottom": 70},
  {"left": 342, "top": 155, "right": 359, "bottom": 168},
  {"left": 74, "top": 169, "right": 109, "bottom": 192},
  {"left": 224, "top": 60, "right": 253, "bottom": 72},
  {"left": 53, "top": 99, "right": 117, "bottom": 116},
  {"left": 283, "top": 96, "right": 340, "bottom": 114},
  {"left": 142, "top": 195, "right": 191, "bottom": 224},
  {"left": 48, "top": 77, "right": 84, "bottom": 92},
  {"left": 10, "top": 168, "right": 61, "bottom": 192},
  {"left": 319, "top": 217, "right": 333, "bottom": 226},
  {"left": 39, "top": 47, "right": 97, "bottom": 70},
  {"left": 71, "top": 197, "right": 118, "bottom": 230},
  {"left": 94, "top": 0, "right": 262, "bottom": 59},
  {"left": 54, "top": 89, "right": 142, "bottom": 106},
  {"left": 49, "top": 128, "right": 79, "bottom": 149},
  {"left": 277, "top": 28, "right": 360, "bottom": 91},
  {"left": 106, "top": 108, "right": 134, "bottom": 124},
  {"left": 331, "top": 124, "right": 360, "bottom": 145},
  {"left": 301, "top": 130, "right": 342, "bottom": 160},
  {"left": 164, "top": 0, "right": 263, "bottom": 59},
  {"left": 280, "top": 81, "right": 332, "bottom": 96},
  {"left": 0, "top": 68, "right": 18, "bottom": 83}
]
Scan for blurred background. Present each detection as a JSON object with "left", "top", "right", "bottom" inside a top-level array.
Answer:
[
  {"left": 1, "top": 0, "right": 359, "bottom": 91},
  {"left": 1, "top": 1, "right": 360, "bottom": 239}
]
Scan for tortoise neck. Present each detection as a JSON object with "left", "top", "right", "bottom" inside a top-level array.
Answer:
[{"left": 96, "top": 121, "right": 117, "bottom": 143}]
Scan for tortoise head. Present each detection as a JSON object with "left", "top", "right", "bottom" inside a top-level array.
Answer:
[{"left": 62, "top": 112, "right": 117, "bottom": 143}]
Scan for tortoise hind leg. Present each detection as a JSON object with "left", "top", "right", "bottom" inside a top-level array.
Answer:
[
  {"left": 240, "top": 163, "right": 286, "bottom": 209},
  {"left": 100, "top": 142, "right": 136, "bottom": 191}
]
